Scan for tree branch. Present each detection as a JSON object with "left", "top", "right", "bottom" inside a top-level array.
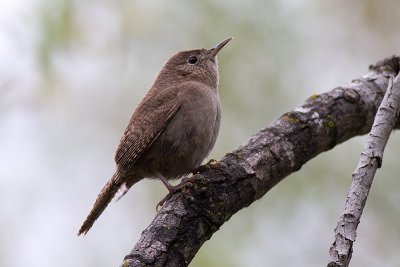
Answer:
[
  {"left": 327, "top": 72, "right": 400, "bottom": 267},
  {"left": 121, "top": 56, "right": 400, "bottom": 267}
]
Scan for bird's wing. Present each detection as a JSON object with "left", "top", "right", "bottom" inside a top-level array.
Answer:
[{"left": 114, "top": 90, "right": 180, "bottom": 174}]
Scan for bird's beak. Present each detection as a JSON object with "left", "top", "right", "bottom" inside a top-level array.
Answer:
[{"left": 208, "top": 37, "right": 232, "bottom": 60}]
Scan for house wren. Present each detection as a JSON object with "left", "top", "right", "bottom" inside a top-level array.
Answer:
[{"left": 78, "top": 38, "right": 232, "bottom": 235}]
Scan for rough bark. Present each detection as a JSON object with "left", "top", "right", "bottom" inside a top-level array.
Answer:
[
  {"left": 327, "top": 72, "right": 400, "bottom": 267},
  {"left": 121, "top": 56, "right": 400, "bottom": 267}
]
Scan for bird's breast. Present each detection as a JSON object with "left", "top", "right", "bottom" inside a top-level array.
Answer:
[{"left": 139, "top": 86, "right": 221, "bottom": 179}]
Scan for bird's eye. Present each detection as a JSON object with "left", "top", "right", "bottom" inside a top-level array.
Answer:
[{"left": 187, "top": 56, "right": 198, "bottom": 65}]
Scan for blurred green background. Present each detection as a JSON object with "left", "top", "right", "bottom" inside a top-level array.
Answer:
[{"left": 1, "top": 0, "right": 400, "bottom": 266}]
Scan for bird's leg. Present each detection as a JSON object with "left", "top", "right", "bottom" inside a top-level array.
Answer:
[
  {"left": 157, "top": 175, "right": 174, "bottom": 211},
  {"left": 159, "top": 175, "right": 176, "bottom": 193},
  {"left": 156, "top": 174, "right": 195, "bottom": 211},
  {"left": 156, "top": 161, "right": 228, "bottom": 210},
  {"left": 156, "top": 160, "right": 229, "bottom": 211},
  {"left": 157, "top": 174, "right": 182, "bottom": 211}
]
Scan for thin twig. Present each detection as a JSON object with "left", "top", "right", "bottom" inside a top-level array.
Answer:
[{"left": 327, "top": 73, "right": 400, "bottom": 267}]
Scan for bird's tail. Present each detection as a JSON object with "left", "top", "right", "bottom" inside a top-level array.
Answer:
[{"left": 78, "top": 171, "right": 122, "bottom": 236}]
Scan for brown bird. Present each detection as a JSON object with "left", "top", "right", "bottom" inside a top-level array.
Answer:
[{"left": 78, "top": 38, "right": 232, "bottom": 235}]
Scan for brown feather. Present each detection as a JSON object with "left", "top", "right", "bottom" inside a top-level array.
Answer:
[
  {"left": 78, "top": 92, "right": 180, "bottom": 235},
  {"left": 115, "top": 89, "right": 181, "bottom": 174},
  {"left": 78, "top": 171, "right": 121, "bottom": 235}
]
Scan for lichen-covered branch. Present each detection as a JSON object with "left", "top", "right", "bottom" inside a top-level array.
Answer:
[
  {"left": 327, "top": 72, "right": 400, "bottom": 267},
  {"left": 122, "top": 56, "right": 400, "bottom": 267}
]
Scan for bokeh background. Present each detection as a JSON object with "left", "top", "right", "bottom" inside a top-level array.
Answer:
[{"left": 1, "top": 0, "right": 400, "bottom": 266}]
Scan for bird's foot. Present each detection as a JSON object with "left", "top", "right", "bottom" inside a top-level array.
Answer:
[
  {"left": 156, "top": 160, "right": 228, "bottom": 211},
  {"left": 156, "top": 176, "right": 195, "bottom": 212},
  {"left": 156, "top": 192, "right": 173, "bottom": 212}
]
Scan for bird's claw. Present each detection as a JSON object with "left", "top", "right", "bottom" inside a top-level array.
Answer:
[
  {"left": 156, "top": 179, "right": 195, "bottom": 212},
  {"left": 156, "top": 192, "right": 173, "bottom": 212}
]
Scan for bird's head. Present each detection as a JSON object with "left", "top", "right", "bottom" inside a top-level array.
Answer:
[{"left": 158, "top": 38, "right": 232, "bottom": 89}]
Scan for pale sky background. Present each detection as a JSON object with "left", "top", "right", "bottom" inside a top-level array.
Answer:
[{"left": 1, "top": 0, "right": 400, "bottom": 266}]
